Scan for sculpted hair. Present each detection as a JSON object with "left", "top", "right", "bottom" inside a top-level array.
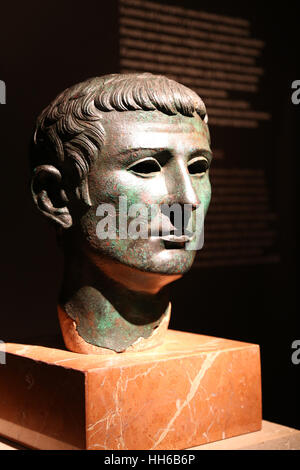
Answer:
[{"left": 30, "top": 73, "right": 208, "bottom": 187}]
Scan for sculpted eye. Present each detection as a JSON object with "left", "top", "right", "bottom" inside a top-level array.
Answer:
[
  {"left": 188, "top": 157, "right": 209, "bottom": 177},
  {"left": 127, "top": 158, "right": 162, "bottom": 177}
]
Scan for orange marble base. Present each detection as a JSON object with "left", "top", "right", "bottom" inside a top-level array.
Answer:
[{"left": 0, "top": 331, "right": 262, "bottom": 450}]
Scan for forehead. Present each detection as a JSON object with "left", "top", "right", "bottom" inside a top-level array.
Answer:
[{"left": 100, "top": 110, "right": 210, "bottom": 152}]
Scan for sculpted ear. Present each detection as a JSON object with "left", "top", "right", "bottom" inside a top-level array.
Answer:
[{"left": 31, "top": 165, "right": 72, "bottom": 229}]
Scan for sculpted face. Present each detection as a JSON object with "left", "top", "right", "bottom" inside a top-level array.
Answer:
[{"left": 79, "top": 110, "right": 212, "bottom": 282}]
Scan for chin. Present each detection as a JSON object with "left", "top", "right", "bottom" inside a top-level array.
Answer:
[{"left": 149, "top": 249, "right": 196, "bottom": 275}]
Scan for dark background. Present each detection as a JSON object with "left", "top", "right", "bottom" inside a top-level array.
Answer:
[{"left": 0, "top": 0, "right": 298, "bottom": 430}]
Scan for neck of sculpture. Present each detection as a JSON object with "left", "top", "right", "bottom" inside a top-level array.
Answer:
[{"left": 58, "top": 250, "right": 177, "bottom": 353}]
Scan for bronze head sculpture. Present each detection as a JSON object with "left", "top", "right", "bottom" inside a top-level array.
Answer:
[{"left": 30, "top": 73, "right": 212, "bottom": 354}]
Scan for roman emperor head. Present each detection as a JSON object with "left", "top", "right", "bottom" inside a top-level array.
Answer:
[{"left": 30, "top": 73, "right": 212, "bottom": 292}]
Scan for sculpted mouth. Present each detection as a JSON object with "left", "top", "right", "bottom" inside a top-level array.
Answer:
[
  {"left": 160, "top": 234, "right": 191, "bottom": 243},
  {"left": 160, "top": 234, "right": 194, "bottom": 250},
  {"left": 149, "top": 213, "right": 195, "bottom": 249}
]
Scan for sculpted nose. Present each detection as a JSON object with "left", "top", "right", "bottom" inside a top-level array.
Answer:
[{"left": 170, "top": 159, "right": 200, "bottom": 208}]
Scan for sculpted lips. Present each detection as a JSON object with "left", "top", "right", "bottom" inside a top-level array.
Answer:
[
  {"left": 160, "top": 234, "right": 191, "bottom": 243},
  {"left": 153, "top": 233, "right": 195, "bottom": 250}
]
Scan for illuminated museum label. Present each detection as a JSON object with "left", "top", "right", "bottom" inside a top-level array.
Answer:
[{"left": 119, "top": 0, "right": 279, "bottom": 269}]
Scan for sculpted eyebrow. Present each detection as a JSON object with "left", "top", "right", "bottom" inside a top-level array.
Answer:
[
  {"left": 119, "top": 148, "right": 165, "bottom": 157},
  {"left": 118, "top": 148, "right": 171, "bottom": 165},
  {"left": 189, "top": 149, "right": 213, "bottom": 162}
]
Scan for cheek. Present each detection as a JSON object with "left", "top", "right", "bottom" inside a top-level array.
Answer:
[
  {"left": 82, "top": 173, "right": 168, "bottom": 242},
  {"left": 202, "top": 178, "right": 212, "bottom": 214},
  {"left": 91, "top": 170, "right": 167, "bottom": 208},
  {"left": 193, "top": 175, "right": 211, "bottom": 214}
]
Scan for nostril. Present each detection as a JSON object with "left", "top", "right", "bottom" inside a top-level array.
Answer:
[{"left": 191, "top": 202, "right": 200, "bottom": 211}]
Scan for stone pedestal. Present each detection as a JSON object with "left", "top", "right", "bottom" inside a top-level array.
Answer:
[
  {"left": 190, "top": 421, "right": 300, "bottom": 450},
  {"left": 0, "top": 330, "right": 262, "bottom": 450}
]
